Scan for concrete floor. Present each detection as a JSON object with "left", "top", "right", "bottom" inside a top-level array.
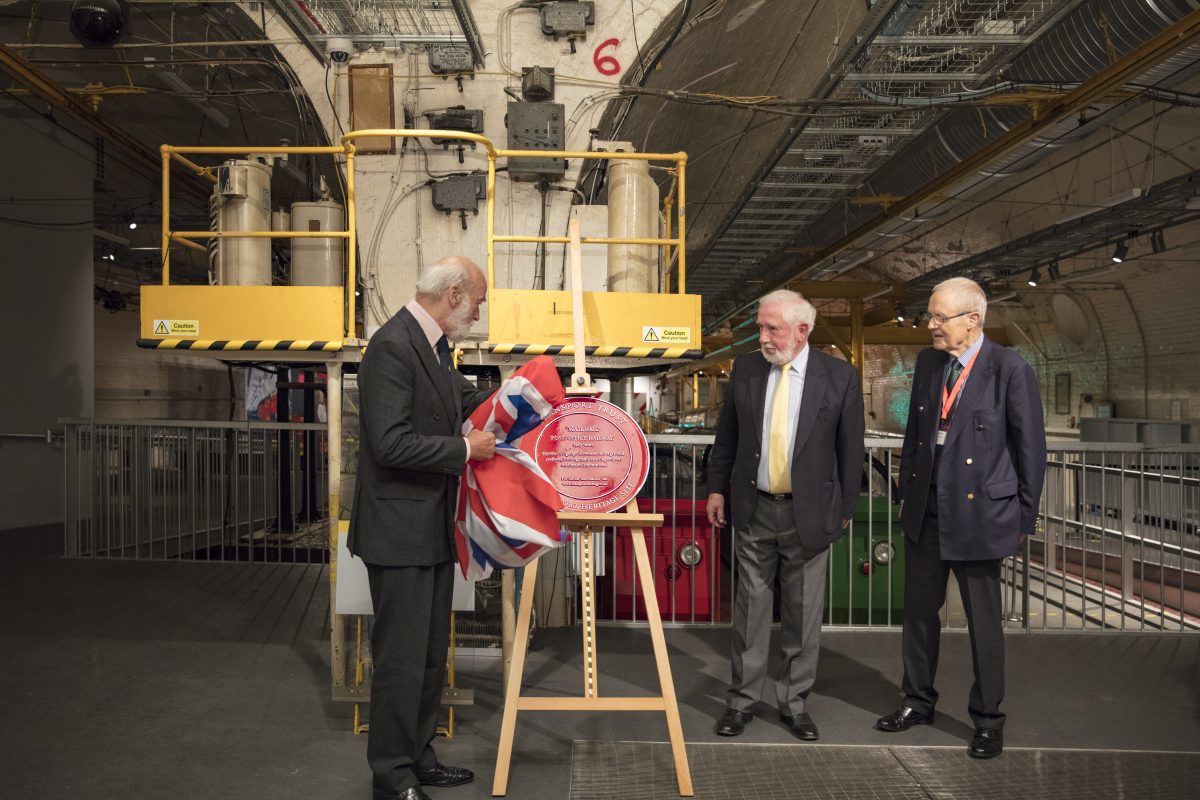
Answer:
[{"left": 2, "top": 527, "right": 1197, "bottom": 800}]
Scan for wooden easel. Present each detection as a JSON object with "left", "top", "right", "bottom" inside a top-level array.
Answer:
[
  {"left": 491, "top": 501, "right": 694, "bottom": 796},
  {"left": 491, "top": 217, "right": 693, "bottom": 796}
]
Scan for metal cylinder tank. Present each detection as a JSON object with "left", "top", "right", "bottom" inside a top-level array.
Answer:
[
  {"left": 213, "top": 159, "right": 272, "bottom": 285},
  {"left": 271, "top": 208, "right": 291, "bottom": 233},
  {"left": 606, "top": 158, "right": 660, "bottom": 293},
  {"left": 290, "top": 200, "right": 344, "bottom": 286}
]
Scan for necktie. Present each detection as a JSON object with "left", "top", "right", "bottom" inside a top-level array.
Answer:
[
  {"left": 768, "top": 365, "right": 791, "bottom": 493},
  {"left": 944, "top": 357, "right": 964, "bottom": 420},
  {"left": 436, "top": 335, "right": 453, "bottom": 381}
]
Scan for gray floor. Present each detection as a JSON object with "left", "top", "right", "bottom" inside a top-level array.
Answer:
[{"left": 2, "top": 527, "right": 1198, "bottom": 800}]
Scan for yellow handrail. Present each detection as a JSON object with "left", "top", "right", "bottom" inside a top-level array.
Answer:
[{"left": 156, "top": 129, "right": 689, "bottom": 341}]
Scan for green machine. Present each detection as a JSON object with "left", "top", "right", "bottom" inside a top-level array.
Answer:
[{"left": 827, "top": 492, "right": 905, "bottom": 625}]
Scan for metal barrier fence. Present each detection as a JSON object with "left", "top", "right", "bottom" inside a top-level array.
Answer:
[
  {"left": 63, "top": 419, "right": 328, "bottom": 562},
  {"left": 61, "top": 421, "right": 1199, "bottom": 632},
  {"left": 591, "top": 436, "right": 1200, "bottom": 633}
]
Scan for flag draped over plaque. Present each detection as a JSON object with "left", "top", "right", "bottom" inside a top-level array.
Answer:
[{"left": 455, "top": 356, "right": 568, "bottom": 580}]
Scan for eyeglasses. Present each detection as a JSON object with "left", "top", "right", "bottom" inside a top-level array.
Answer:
[{"left": 917, "top": 310, "right": 972, "bottom": 327}]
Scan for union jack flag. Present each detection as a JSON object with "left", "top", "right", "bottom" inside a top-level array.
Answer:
[{"left": 455, "top": 356, "right": 568, "bottom": 580}]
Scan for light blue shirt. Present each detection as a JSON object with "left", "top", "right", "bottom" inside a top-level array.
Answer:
[
  {"left": 942, "top": 333, "right": 986, "bottom": 394},
  {"left": 758, "top": 345, "right": 809, "bottom": 489}
]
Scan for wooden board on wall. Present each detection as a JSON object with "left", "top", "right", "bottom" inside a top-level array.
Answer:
[{"left": 348, "top": 65, "right": 395, "bottom": 154}]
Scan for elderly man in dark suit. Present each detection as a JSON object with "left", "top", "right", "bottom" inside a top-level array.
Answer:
[
  {"left": 876, "top": 276, "right": 1045, "bottom": 759},
  {"left": 348, "top": 256, "right": 496, "bottom": 800},
  {"left": 706, "top": 289, "right": 864, "bottom": 741}
]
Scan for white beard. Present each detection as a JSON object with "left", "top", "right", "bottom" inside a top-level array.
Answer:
[
  {"left": 763, "top": 340, "right": 799, "bottom": 366},
  {"left": 445, "top": 300, "right": 475, "bottom": 340}
]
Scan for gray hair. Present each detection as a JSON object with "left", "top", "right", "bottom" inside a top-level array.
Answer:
[
  {"left": 415, "top": 256, "right": 475, "bottom": 300},
  {"left": 931, "top": 276, "right": 988, "bottom": 325},
  {"left": 759, "top": 289, "right": 817, "bottom": 329}
]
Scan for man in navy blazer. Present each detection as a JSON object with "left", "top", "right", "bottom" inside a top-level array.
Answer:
[
  {"left": 350, "top": 256, "right": 496, "bottom": 800},
  {"left": 876, "top": 277, "right": 1045, "bottom": 759},
  {"left": 707, "top": 289, "right": 864, "bottom": 741}
]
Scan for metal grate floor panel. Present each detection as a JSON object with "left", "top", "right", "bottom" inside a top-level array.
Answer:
[{"left": 570, "top": 741, "right": 1200, "bottom": 800}]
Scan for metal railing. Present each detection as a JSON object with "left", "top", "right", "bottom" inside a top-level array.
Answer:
[
  {"left": 61, "top": 422, "right": 1199, "bottom": 633},
  {"left": 63, "top": 419, "right": 328, "bottom": 563}
]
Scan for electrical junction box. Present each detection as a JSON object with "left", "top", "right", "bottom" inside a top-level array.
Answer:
[
  {"left": 428, "top": 46, "right": 475, "bottom": 75},
  {"left": 426, "top": 107, "right": 484, "bottom": 148},
  {"left": 506, "top": 102, "right": 566, "bottom": 182},
  {"left": 540, "top": 1, "right": 594, "bottom": 38},
  {"left": 431, "top": 174, "right": 487, "bottom": 215}
]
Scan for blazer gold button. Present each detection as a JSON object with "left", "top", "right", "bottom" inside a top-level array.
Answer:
[
  {"left": 966, "top": 458, "right": 973, "bottom": 465},
  {"left": 918, "top": 441, "right": 924, "bottom": 447},
  {"left": 750, "top": 480, "right": 757, "bottom": 486},
  {"left": 967, "top": 492, "right": 975, "bottom": 500},
  {"left": 918, "top": 405, "right": 925, "bottom": 412}
]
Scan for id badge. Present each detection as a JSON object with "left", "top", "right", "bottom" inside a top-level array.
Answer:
[{"left": 936, "top": 429, "right": 947, "bottom": 446}]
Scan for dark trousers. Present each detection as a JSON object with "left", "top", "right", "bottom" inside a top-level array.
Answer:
[
  {"left": 901, "top": 495, "right": 1006, "bottom": 729},
  {"left": 366, "top": 561, "right": 454, "bottom": 796}
]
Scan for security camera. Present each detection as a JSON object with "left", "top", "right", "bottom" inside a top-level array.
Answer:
[{"left": 326, "top": 37, "right": 353, "bottom": 63}]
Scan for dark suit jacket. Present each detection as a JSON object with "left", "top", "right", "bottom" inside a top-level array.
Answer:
[
  {"left": 348, "top": 307, "right": 491, "bottom": 567},
  {"left": 707, "top": 348, "right": 865, "bottom": 551},
  {"left": 898, "top": 336, "right": 1046, "bottom": 561}
]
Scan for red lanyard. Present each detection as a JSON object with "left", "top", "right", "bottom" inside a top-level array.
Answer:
[{"left": 940, "top": 349, "right": 980, "bottom": 421}]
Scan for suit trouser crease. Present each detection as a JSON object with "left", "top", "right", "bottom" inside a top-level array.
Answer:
[
  {"left": 366, "top": 561, "right": 454, "bottom": 793},
  {"left": 728, "top": 496, "right": 828, "bottom": 717},
  {"left": 900, "top": 504, "right": 1005, "bottom": 729}
]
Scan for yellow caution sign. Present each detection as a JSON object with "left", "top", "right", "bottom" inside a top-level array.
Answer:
[
  {"left": 643, "top": 326, "right": 690, "bottom": 344},
  {"left": 153, "top": 319, "right": 200, "bottom": 337}
]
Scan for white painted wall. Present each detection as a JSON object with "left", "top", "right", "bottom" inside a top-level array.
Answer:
[{"left": 0, "top": 107, "right": 94, "bottom": 531}]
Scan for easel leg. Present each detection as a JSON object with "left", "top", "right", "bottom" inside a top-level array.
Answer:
[
  {"left": 492, "top": 559, "right": 539, "bottom": 796},
  {"left": 631, "top": 531, "right": 694, "bottom": 796}
]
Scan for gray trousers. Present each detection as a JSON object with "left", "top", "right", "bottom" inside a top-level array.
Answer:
[{"left": 727, "top": 494, "right": 829, "bottom": 716}]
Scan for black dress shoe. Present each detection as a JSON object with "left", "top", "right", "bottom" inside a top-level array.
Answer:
[
  {"left": 373, "top": 788, "right": 431, "bottom": 800},
  {"left": 780, "top": 712, "right": 819, "bottom": 741},
  {"left": 968, "top": 727, "right": 1003, "bottom": 759},
  {"left": 875, "top": 706, "right": 934, "bottom": 732},
  {"left": 715, "top": 708, "right": 753, "bottom": 736},
  {"left": 414, "top": 763, "right": 474, "bottom": 787}
]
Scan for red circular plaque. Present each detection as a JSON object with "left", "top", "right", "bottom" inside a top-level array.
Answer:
[{"left": 523, "top": 397, "right": 649, "bottom": 513}]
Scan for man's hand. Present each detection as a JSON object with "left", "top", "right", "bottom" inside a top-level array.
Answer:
[
  {"left": 706, "top": 493, "right": 726, "bottom": 529},
  {"left": 467, "top": 429, "right": 496, "bottom": 461}
]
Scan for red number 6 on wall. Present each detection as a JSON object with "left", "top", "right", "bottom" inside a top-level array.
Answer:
[{"left": 593, "top": 38, "right": 621, "bottom": 76}]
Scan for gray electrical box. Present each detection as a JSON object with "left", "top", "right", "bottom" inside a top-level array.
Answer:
[
  {"left": 540, "top": 1, "right": 594, "bottom": 38},
  {"left": 428, "top": 46, "right": 475, "bottom": 75},
  {"left": 431, "top": 174, "right": 487, "bottom": 227},
  {"left": 506, "top": 102, "right": 566, "bottom": 182}
]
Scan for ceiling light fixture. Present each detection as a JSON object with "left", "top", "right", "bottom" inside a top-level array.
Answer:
[
  {"left": 1048, "top": 262, "right": 1061, "bottom": 282},
  {"left": 1027, "top": 268, "right": 1040, "bottom": 287},
  {"left": 1112, "top": 240, "right": 1128, "bottom": 263},
  {"left": 1150, "top": 230, "right": 1166, "bottom": 254}
]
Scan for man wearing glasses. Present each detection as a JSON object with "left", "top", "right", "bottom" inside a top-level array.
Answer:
[{"left": 875, "top": 277, "right": 1045, "bottom": 759}]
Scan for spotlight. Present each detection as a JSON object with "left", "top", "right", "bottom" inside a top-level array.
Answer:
[
  {"left": 1048, "top": 262, "right": 1061, "bottom": 282},
  {"left": 895, "top": 313, "right": 905, "bottom": 323},
  {"left": 69, "top": 0, "right": 128, "bottom": 48},
  {"left": 1112, "top": 240, "right": 1128, "bottom": 263},
  {"left": 1027, "top": 268, "right": 1040, "bottom": 287},
  {"left": 128, "top": 221, "right": 137, "bottom": 230}
]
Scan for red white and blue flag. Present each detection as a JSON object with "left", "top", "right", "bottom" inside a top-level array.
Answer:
[{"left": 455, "top": 356, "right": 568, "bottom": 580}]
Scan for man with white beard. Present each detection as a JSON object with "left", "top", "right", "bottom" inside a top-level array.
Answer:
[
  {"left": 349, "top": 256, "right": 496, "bottom": 800},
  {"left": 707, "top": 289, "right": 864, "bottom": 741}
]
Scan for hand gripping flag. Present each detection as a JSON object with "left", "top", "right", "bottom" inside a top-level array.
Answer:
[{"left": 455, "top": 356, "right": 568, "bottom": 580}]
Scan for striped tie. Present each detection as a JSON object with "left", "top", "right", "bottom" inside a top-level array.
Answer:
[{"left": 768, "top": 366, "right": 791, "bottom": 493}]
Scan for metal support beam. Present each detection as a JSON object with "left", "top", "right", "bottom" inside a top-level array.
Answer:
[
  {"left": 0, "top": 42, "right": 212, "bottom": 202},
  {"left": 850, "top": 300, "right": 865, "bottom": 383}
]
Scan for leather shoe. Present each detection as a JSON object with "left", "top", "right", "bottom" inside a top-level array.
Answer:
[
  {"left": 968, "top": 727, "right": 1003, "bottom": 759},
  {"left": 875, "top": 706, "right": 934, "bottom": 732},
  {"left": 374, "top": 788, "right": 431, "bottom": 800},
  {"left": 414, "top": 763, "right": 474, "bottom": 787},
  {"left": 780, "top": 712, "right": 819, "bottom": 741},
  {"left": 715, "top": 708, "right": 753, "bottom": 736}
]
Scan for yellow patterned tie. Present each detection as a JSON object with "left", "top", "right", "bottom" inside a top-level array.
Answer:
[{"left": 768, "top": 365, "right": 791, "bottom": 493}]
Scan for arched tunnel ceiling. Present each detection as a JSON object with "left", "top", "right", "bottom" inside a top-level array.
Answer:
[{"left": 601, "top": 0, "right": 1200, "bottom": 334}]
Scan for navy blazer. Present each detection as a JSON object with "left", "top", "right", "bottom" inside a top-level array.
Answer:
[
  {"left": 348, "top": 307, "right": 491, "bottom": 567},
  {"left": 899, "top": 337, "right": 1046, "bottom": 561},
  {"left": 707, "top": 348, "right": 865, "bottom": 551}
]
